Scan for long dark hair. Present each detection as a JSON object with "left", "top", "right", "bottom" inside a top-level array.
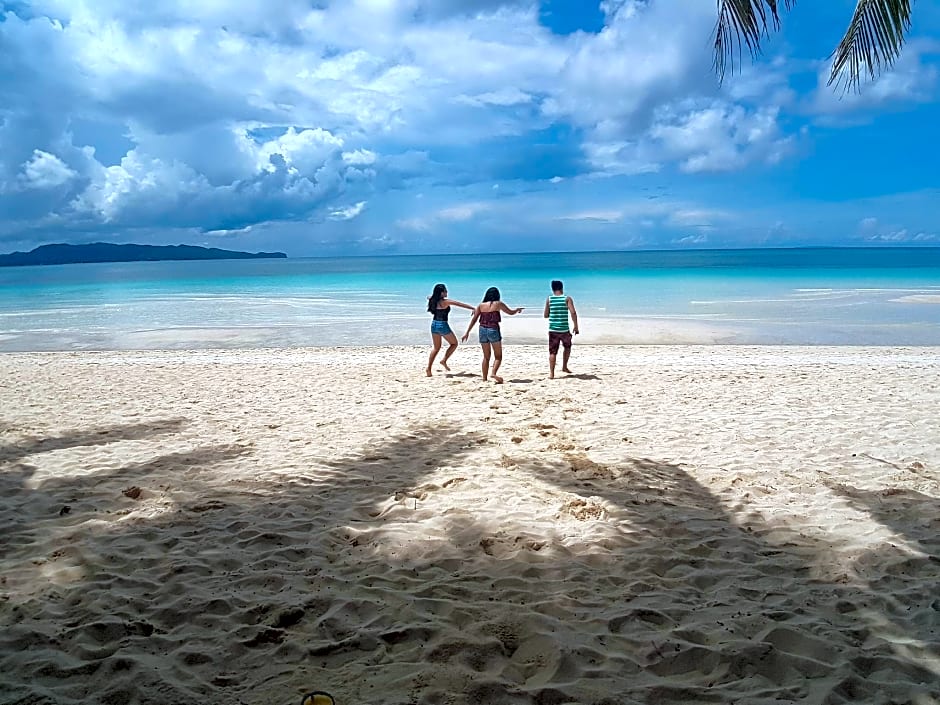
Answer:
[
  {"left": 482, "top": 287, "right": 500, "bottom": 303},
  {"left": 428, "top": 283, "right": 447, "bottom": 314}
]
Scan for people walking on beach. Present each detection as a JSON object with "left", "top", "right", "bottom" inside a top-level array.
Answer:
[
  {"left": 543, "top": 279, "right": 579, "bottom": 379},
  {"left": 461, "top": 287, "right": 524, "bottom": 384},
  {"left": 426, "top": 283, "right": 474, "bottom": 377}
]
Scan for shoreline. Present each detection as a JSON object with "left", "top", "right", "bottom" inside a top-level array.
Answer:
[
  {"left": 4, "top": 309, "right": 940, "bottom": 351},
  {"left": 3, "top": 343, "right": 940, "bottom": 358},
  {"left": 2, "top": 346, "right": 938, "bottom": 704},
  {"left": 4, "top": 337, "right": 940, "bottom": 354}
]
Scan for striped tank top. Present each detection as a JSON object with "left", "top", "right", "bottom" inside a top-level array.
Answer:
[{"left": 548, "top": 295, "right": 569, "bottom": 332}]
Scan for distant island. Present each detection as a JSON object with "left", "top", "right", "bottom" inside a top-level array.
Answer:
[{"left": 0, "top": 243, "right": 288, "bottom": 267}]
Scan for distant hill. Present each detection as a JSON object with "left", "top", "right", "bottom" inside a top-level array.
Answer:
[{"left": 0, "top": 243, "right": 288, "bottom": 267}]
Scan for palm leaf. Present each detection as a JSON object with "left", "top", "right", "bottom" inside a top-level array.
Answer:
[
  {"left": 712, "top": 0, "right": 914, "bottom": 91},
  {"left": 828, "top": 0, "right": 913, "bottom": 90},
  {"left": 713, "top": 0, "right": 794, "bottom": 83}
]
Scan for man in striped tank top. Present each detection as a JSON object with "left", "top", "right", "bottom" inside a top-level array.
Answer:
[{"left": 543, "top": 279, "right": 579, "bottom": 379}]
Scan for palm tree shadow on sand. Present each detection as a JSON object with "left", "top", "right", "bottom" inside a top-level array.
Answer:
[{"left": 1, "top": 422, "right": 938, "bottom": 705}]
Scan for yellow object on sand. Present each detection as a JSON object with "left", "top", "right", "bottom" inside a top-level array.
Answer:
[{"left": 301, "top": 692, "right": 335, "bottom": 705}]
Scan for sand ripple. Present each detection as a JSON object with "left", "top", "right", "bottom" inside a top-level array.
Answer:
[{"left": 1, "top": 346, "right": 938, "bottom": 704}]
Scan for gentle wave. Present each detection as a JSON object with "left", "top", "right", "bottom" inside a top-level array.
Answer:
[
  {"left": 3, "top": 252, "right": 940, "bottom": 349},
  {"left": 891, "top": 295, "right": 940, "bottom": 304}
]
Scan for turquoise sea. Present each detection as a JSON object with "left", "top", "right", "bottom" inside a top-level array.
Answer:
[{"left": 1, "top": 248, "right": 939, "bottom": 350}]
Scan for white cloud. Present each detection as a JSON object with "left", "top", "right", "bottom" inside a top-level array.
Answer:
[
  {"left": 548, "top": 197, "right": 734, "bottom": 233},
  {"left": 811, "top": 39, "right": 940, "bottom": 119},
  {"left": 396, "top": 200, "right": 492, "bottom": 231},
  {"left": 395, "top": 216, "right": 431, "bottom": 232},
  {"left": 343, "top": 149, "right": 377, "bottom": 166},
  {"left": 867, "top": 229, "right": 939, "bottom": 243},
  {"left": 542, "top": 0, "right": 717, "bottom": 135},
  {"left": 329, "top": 201, "right": 367, "bottom": 220},
  {"left": 455, "top": 87, "right": 532, "bottom": 107},
  {"left": 858, "top": 216, "right": 880, "bottom": 234},
  {"left": 581, "top": 100, "right": 795, "bottom": 175},
  {"left": 674, "top": 233, "right": 709, "bottom": 245},
  {"left": 357, "top": 233, "right": 402, "bottom": 250},
  {"left": 437, "top": 202, "right": 491, "bottom": 221},
  {"left": 252, "top": 128, "right": 345, "bottom": 176},
  {"left": 668, "top": 208, "right": 730, "bottom": 228},
  {"left": 67, "top": 136, "right": 357, "bottom": 231},
  {"left": 554, "top": 209, "right": 623, "bottom": 224},
  {"left": 2, "top": 0, "right": 930, "bottom": 252},
  {"left": 19, "top": 150, "right": 77, "bottom": 189},
  {"left": 722, "top": 57, "right": 796, "bottom": 106},
  {"left": 649, "top": 102, "right": 794, "bottom": 173},
  {"left": 859, "top": 216, "right": 939, "bottom": 243},
  {"left": 204, "top": 225, "right": 253, "bottom": 237}
]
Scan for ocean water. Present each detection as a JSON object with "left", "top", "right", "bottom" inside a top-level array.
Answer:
[{"left": 1, "top": 248, "right": 939, "bottom": 350}]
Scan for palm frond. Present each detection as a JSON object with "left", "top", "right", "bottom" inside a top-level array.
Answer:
[
  {"left": 713, "top": 0, "right": 794, "bottom": 83},
  {"left": 828, "top": 0, "right": 913, "bottom": 91}
]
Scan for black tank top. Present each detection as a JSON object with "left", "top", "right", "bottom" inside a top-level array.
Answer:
[{"left": 433, "top": 306, "right": 450, "bottom": 322}]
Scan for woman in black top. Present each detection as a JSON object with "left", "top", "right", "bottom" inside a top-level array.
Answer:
[{"left": 426, "top": 283, "right": 473, "bottom": 377}]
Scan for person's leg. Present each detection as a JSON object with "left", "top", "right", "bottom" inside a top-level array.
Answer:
[
  {"left": 440, "top": 332, "right": 459, "bottom": 370},
  {"left": 491, "top": 341, "right": 504, "bottom": 383},
  {"left": 548, "top": 333, "right": 558, "bottom": 379},
  {"left": 480, "top": 343, "right": 491, "bottom": 381},
  {"left": 562, "top": 343, "right": 572, "bottom": 373},
  {"left": 427, "top": 333, "right": 442, "bottom": 376}
]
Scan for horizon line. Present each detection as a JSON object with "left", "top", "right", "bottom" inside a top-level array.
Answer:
[{"left": 290, "top": 244, "right": 940, "bottom": 260}]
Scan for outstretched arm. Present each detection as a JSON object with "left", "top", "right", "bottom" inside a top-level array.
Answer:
[
  {"left": 444, "top": 298, "right": 474, "bottom": 311},
  {"left": 461, "top": 308, "right": 481, "bottom": 342},
  {"left": 499, "top": 302, "right": 524, "bottom": 315},
  {"left": 567, "top": 297, "right": 579, "bottom": 335}
]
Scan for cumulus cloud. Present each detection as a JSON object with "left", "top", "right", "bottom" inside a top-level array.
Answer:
[
  {"left": 649, "top": 102, "right": 795, "bottom": 173},
  {"left": 0, "top": 0, "right": 931, "bottom": 252},
  {"left": 19, "top": 150, "right": 77, "bottom": 189},
  {"left": 580, "top": 99, "right": 797, "bottom": 176}
]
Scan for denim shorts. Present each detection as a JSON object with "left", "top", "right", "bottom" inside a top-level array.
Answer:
[
  {"left": 431, "top": 321, "right": 453, "bottom": 336},
  {"left": 479, "top": 326, "right": 502, "bottom": 344}
]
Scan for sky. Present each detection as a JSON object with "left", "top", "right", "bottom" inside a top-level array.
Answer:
[{"left": 1, "top": 0, "right": 939, "bottom": 257}]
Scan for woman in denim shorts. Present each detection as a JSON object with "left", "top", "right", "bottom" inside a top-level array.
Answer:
[
  {"left": 461, "top": 287, "right": 524, "bottom": 384},
  {"left": 426, "top": 283, "right": 474, "bottom": 377}
]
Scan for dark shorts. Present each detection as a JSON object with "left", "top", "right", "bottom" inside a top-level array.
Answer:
[{"left": 548, "top": 331, "right": 572, "bottom": 354}]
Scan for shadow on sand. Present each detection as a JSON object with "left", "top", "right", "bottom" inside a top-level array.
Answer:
[{"left": 1, "top": 417, "right": 938, "bottom": 705}]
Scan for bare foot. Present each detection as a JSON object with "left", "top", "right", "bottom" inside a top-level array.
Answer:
[
  {"left": 440, "top": 360, "right": 451, "bottom": 371},
  {"left": 493, "top": 375, "right": 504, "bottom": 384},
  {"left": 561, "top": 367, "right": 572, "bottom": 374},
  {"left": 549, "top": 373, "right": 554, "bottom": 379},
  {"left": 425, "top": 368, "right": 432, "bottom": 377}
]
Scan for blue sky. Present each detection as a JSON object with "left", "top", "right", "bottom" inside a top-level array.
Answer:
[{"left": 0, "top": 0, "right": 938, "bottom": 256}]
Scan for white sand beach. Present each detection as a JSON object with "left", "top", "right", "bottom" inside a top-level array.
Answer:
[{"left": 1, "top": 345, "right": 939, "bottom": 705}]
